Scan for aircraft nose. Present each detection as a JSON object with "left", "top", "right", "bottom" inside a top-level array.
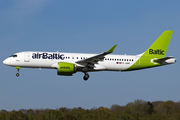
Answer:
[{"left": 3, "top": 58, "right": 10, "bottom": 65}]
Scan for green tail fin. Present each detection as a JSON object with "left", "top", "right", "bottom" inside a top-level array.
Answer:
[
  {"left": 143, "top": 30, "right": 173, "bottom": 58},
  {"left": 125, "top": 30, "right": 174, "bottom": 71}
]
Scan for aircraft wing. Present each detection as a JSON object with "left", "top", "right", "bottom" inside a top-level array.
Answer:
[
  {"left": 76, "top": 45, "right": 117, "bottom": 67},
  {"left": 154, "top": 56, "right": 174, "bottom": 63}
]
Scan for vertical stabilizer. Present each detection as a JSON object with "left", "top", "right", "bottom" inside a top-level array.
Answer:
[
  {"left": 125, "top": 30, "right": 174, "bottom": 71},
  {"left": 143, "top": 30, "right": 173, "bottom": 58}
]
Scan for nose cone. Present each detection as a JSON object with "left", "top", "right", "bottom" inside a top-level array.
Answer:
[{"left": 3, "top": 58, "right": 11, "bottom": 66}]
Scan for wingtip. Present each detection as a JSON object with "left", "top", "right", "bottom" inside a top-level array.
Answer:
[
  {"left": 164, "top": 30, "right": 173, "bottom": 33},
  {"left": 107, "top": 45, "right": 117, "bottom": 53}
]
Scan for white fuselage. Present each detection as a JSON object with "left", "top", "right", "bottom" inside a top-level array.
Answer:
[{"left": 3, "top": 51, "right": 137, "bottom": 72}]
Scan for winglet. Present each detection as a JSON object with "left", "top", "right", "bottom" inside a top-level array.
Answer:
[{"left": 107, "top": 45, "right": 117, "bottom": 53}]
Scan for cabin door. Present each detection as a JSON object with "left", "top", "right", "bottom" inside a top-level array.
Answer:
[{"left": 24, "top": 52, "right": 30, "bottom": 62}]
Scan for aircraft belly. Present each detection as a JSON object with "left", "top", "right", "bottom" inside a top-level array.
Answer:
[
  {"left": 99, "top": 62, "right": 133, "bottom": 71},
  {"left": 93, "top": 64, "right": 106, "bottom": 70}
]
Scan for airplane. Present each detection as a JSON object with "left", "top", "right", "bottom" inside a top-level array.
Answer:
[{"left": 3, "top": 30, "right": 176, "bottom": 81}]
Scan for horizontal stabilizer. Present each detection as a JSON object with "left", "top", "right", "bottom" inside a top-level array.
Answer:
[{"left": 154, "top": 56, "right": 174, "bottom": 63}]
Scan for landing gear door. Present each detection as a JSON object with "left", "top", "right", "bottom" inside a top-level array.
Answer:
[{"left": 24, "top": 52, "right": 30, "bottom": 62}]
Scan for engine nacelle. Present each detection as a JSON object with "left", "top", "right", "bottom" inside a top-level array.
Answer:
[
  {"left": 57, "top": 62, "right": 76, "bottom": 76},
  {"left": 162, "top": 58, "right": 176, "bottom": 65}
]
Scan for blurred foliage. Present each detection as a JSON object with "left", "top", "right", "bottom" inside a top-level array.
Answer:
[{"left": 1, "top": 100, "right": 180, "bottom": 120}]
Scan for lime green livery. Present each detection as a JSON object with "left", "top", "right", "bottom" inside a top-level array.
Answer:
[{"left": 125, "top": 30, "right": 174, "bottom": 71}]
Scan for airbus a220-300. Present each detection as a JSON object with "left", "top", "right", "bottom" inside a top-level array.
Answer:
[{"left": 3, "top": 30, "right": 176, "bottom": 81}]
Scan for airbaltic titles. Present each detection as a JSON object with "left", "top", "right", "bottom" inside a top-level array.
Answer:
[
  {"left": 149, "top": 49, "right": 165, "bottom": 55},
  {"left": 32, "top": 53, "right": 65, "bottom": 60}
]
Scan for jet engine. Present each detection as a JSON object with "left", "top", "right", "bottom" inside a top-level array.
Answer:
[{"left": 57, "top": 62, "right": 76, "bottom": 76}]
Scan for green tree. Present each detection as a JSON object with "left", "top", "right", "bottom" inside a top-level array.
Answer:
[
  {"left": 124, "top": 100, "right": 154, "bottom": 119},
  {"left": 45, "top": 109, "right": 63, "bottom": 120},
  {"left": 8, "top": 110, "right": 28, "bottom": 120},
  {"left": 0, "top": 110, "right": 8, "bottom": 120},
  {"left": 155, "top": 100, "right": 174, "bottom": 115}
]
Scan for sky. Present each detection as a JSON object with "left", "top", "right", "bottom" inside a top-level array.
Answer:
[{"left": 0, "top": 0, "right": 180, "bottom": 111}]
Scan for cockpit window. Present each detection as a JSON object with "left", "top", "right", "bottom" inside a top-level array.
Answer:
[{"left": 9, "top": 55, "right": 17, "bottom": 57}]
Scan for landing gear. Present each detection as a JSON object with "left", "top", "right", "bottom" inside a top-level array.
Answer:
[
  {"left": 83, "top": 73, "right": 89, "bottom": 81},
  {"left": 82, "top": 67, "right": 89, "bottom": 81},
  {"left": 16, "top": 73, "right": 19, "bottom": 77},
  {"left": 16, "top": 66, "right": 20, "bottom": 77}
]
